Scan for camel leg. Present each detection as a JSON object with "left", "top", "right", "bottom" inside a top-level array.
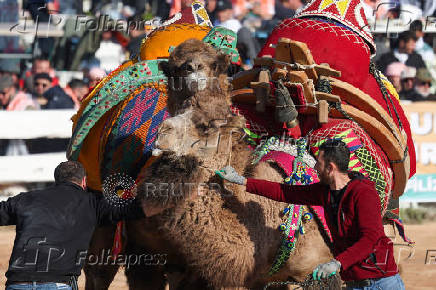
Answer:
[
  {"left": 84, "top": 225, "right": 120, "bottom": 290},
  {"left": 123, "top": 246, "right": 212, "bottom": 290},
  {"left": 122, "top": 220, "right": 170, "bottom": 289},
  {"left": 123, "top": 240, "right": 167, "bottom": 290}
]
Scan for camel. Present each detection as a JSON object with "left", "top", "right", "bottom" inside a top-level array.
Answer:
[{"left": 136, "top": 39, "right": 341, "bottom": 289}]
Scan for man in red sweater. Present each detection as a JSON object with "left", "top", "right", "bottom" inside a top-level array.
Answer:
[{"left": 217, "top": 139, "right": 405, "bottom": 289}]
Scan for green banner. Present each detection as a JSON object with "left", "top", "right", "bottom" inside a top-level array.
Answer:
[{"left": 401, "top": 174, "right": 436, "bottom": 202}]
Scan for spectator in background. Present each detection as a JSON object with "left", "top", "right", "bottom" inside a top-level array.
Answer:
[
  {"left": 64, "top": 79, "right": 89, "bottom": 109},
  {"left": 362, "top": 0, "right": 394, "bottom": 21},
  {"left": 385, "top": 62, "right": 406, "bottom": 93},
  {"left": 22, "top": 57, "right": 58, "bottom": 92},
  {"left": 33, "top": 73, "right": 53, "bottom": 107},
  {"left": 0, "top": 75, "right": 37, "bottom": 156},
  {"left": 32, "top": 57, "right": 51, "bottom": 74},
  {"left": 26, "top": 0, "right": 55, "bottom": 22},
  {"left": 399, "top": 66, "right": 420, "bottom": 101},
  {"left": 154, "top": 0, "right": 171, "bottom": 19},
  {"left": 170, "top": 0, "right": 193, "bottom": 17},
  {"left": 27, "top": 76, "right": 74, "bottom": 154},
  {"left": 400, "top": 0, "right": 436, "bottom": 18},
  {"left": 126, "top": 14, "right": 149, "bottom": 59},
  {"left": 58, "top": 0, "right": 81, "bottom": 14},
  {"left": 88, "top": 67, "right": 107, "bottom": 88},
  {"left": 42, "top": 83, "right": 75, "bottom": 110},
  {"left": 0, "top": 0, "right": 20, "bottom": 56},
  {"left": 206, "top": 0, "right": 218, "bottom": 23},
  {"left": 25, "top": 0, "right": 57, "bottom": 58},
  {"left": 410, "top": 20, "right": 435, "bottom": 66},
  {"left": 232, "top": 0, "right": 275, "bottom": 20},
  {"left": 0, "top": 75, "right": 37, "bottom": 111},
  {"left": 362, "top": 0, "right": 376, "bottom": 22},
  {"left": 274, "top": 0, "right": 303, "bottom": 20},
  {"left": 0, "top": 59, "right": 21, "bottom": 89},
  {"left": 215, "top": 0, "right": 259, "bottom": 66},
  {"left": 95, "top": 30, "right": 126, "bottom": 73},
  {"left": 33, "top": 73, "right": 74, "bottom": 109},
  {"left": 215, "top": 0, "right": 242, "bottom": 31},
  {"left": 415, "top": 68, "right": 435, "bottom": 100},
  {"left": 377, "top": 30, "right": 426, "bottom": 74},
  {"left": 385, "top": 0, "right": 401, "bottom": 19}
]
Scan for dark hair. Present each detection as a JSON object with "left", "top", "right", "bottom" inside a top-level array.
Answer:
[
  {"left": 33, "top": 56, "right": 50, "bottom": 62},
  {"left": 410, "top": 20, "right": 423, "bottom": 32},
  {"left": 54, "top": 161, "right": 86, "bottom": 184},
  {"left": 318, "top": 139, "right": 350, "bottom": 173},
  {"left": 34, "top": 72, "right": 52, "bottom": 82},
  {"left": 68, "top": 79, "right": 87, "bottom": 89},
  {"left": 399, "top": 30, "right": 417, "bottom": 43},
  {"left": 127, "top": 13, "right": 146, "bottom": 31}
]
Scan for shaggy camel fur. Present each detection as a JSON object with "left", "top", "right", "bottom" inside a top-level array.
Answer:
[{"left": 137, "top": 39, "right": 341, "bottom": 289}]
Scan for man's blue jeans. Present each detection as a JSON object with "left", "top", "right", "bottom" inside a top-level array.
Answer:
[
  {"left": 345, "top": 273, "right": 406, "bottom": 290},
  {"left": 6, "top": 282, "right": 71, "bottom": 290}
]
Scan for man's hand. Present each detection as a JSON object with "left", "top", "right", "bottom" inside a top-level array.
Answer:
[
  {"left": 215, "top": 166, "right": 246, "bottom": 185},
  {"left": 312, "top": 259, "right": 341, "bottom": 280}
]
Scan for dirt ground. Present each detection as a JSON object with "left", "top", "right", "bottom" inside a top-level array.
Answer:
[{"left": 0, "top": 223, "right": 435, "bottom": 290}]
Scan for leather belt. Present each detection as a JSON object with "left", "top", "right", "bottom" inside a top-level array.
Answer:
[
  {"left": 7, "top": 281, "right": 71, "bottom": 286},
  {"left": 345, "top": 278, "right": 379, "bottom": 288}
]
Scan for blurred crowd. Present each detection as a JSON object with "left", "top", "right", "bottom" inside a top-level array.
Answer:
[
  {"left": 0, "top": 55, "right": 103, "bottom": 156},
  {"left": 1, "top": 0, "right": 436, "bottom": 157},
  {"left": 375, "top": 20, "right": 436, "bottom": 102}
]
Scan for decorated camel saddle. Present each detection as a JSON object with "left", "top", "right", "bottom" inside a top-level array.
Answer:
[{"left": 232, "top": 0, "right": 415, "bottom": 207}]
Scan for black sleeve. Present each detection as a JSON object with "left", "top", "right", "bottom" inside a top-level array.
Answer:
[
  {"left": 95, "top": 196, "right": 145, "bottom": 226},
  {"left": 43, "top": 86, "right": 75, "bottom": 109},
  {"left": 416, "top": 54, "right": 427, "bottom": 69},
  {"left": 0, "top": 194, "right": 22, "bottom": 225}
]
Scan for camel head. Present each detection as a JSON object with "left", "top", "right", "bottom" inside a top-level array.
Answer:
[
  {"left": 154, "top": 37, "right": 240, "bottom": 158},
  {"left": 160, "top": 38, "right": 231, "bottom": 116}
]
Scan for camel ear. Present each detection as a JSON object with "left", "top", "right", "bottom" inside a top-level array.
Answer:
[
  {"left": 213, "top": 53, "right": 230, "bottom": 75},
  {"left": 159, "top": 61, "right": 172, "bottom": 78}
]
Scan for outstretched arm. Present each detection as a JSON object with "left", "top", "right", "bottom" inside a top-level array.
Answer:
[
  {"left": 217, "top": 166, "right": 327, "bottom": 206},
  {"left": 94, "top": 193, "right": 145, "bottom": 225},
  {"left": 0, "top": 194, "right": 21, "bottom": 226},
  {"left": 245, "top": 178, "right": 326, "bottom": 206}
]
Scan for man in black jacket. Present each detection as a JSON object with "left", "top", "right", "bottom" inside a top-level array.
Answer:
[
  {"left": 2, "top": 161, "right": 145, "bottom": 290},
  {"left": 377, "top": 30, "right": 427, "bottom": 74}
]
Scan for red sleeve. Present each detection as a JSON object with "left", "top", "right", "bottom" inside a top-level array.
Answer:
[
  {"left": 245, "top": 178, "right": 327, "bottom": 206},
  {"left": 335, "top": 186, "right": 385, "bottom": 270}
]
